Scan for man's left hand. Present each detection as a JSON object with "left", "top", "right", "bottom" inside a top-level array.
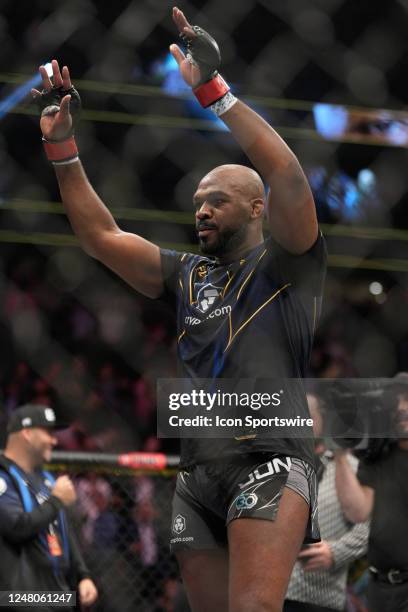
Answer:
[
  {"left": 78, "top": 578, "right": 98, "bottom": 607},
  {"left": 298, "top": 541, "right": 334, "bottom": 572}
]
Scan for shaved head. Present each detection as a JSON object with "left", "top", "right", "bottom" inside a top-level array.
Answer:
[{"left": 199, "top": 164, "right": 265, "bottom": 201}]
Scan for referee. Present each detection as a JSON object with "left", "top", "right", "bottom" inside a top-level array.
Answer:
[
  {"left": 32, "top": 6, "right": 326, "bottom": 611},
  {"left": 0, "top": 404, "right": 98, "bottom": 610}
]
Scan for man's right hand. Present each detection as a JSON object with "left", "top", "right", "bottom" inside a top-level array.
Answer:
[
  {"left": 31, "top": 59, "right": 75, "bottom": 142},
  {"left": 51, "top": 475, "right": 77, "bottom": 506}
]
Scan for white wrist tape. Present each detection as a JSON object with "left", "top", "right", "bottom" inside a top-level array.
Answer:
[
  {"left": 209, "top": 91, "right": 238, "bottom": 117},
  {"left": 52, "top": 156, "right": 80, "bottom": 166}
]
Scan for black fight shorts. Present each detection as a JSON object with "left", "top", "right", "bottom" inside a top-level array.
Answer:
[{"left": 170, "top": 454, "right": 320, "bottom": 551}]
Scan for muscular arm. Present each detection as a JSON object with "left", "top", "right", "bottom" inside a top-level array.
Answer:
[
  {"left": 35, "top": 60, "right": 163, "bottom": 299},
  {"left": 220, "top": 101, "right": 318, "bottom": 254},
  {"left": 54, "top": 162, "right": 163, "bottom": 299},
  {"left": 334, "top": 452, "right": 374, "bottom": 523},
  {"left": 170, "top": 7, "right": 317, "bottom": 255}
]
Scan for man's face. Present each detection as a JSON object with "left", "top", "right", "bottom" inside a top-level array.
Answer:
[
  {"left": 394, "top": 393, "right": 408, "bottom": 438},
  {"left": 193, "top": 173, "right": 254, "bottom": 256},
  {"left": 25, "top": 427, "right": 57, "bottom": 465}
]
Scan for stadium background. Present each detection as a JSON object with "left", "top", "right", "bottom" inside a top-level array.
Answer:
[{"left": 0, "top": 0, "right": 407, "bottom": 610}]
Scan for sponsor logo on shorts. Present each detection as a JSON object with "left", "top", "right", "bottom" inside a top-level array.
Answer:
[
  {"left": 238, "top": 457, "right": 292, "bottom": 489},
  {"left": 170, "top": 536, "right": 194, "bottom": 544},
  {"left": 173, "top": 514, "right": 186, "bottom": 534},
  {"left": 236, "top": 492, "right": 258, "bottom": 510}
]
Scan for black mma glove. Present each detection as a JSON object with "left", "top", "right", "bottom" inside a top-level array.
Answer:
[
  {"left": 35, "top": 81, "right": 81, "bottom": 164},
  {"left": 35, "top": 84, "right": 81, "bottom": 141},
  {"left": 181, "top": 26, "right": 230, "bottom": 107}
]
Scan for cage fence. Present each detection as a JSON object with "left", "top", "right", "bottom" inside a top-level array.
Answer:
[
  {"left": 48, "top": 451, "right": 184, "bottom": 612},
  {"left": 0, "top": 3, "right": 407, "bottom": 607}
]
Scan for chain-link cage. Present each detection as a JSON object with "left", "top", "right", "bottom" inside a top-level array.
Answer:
[
  {"left": 0, "top": 2, "right": 407, "bottom": 438},
  {"left": 0, "top": 5, "right": 407, "bottom": 608},
  {"left": 49, "top": 454, "right": 185, "bottom": 612}
]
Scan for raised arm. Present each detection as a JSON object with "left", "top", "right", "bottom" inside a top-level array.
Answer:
[
  {"left": 216, "top": 102, "right": 317, "bottom": 254},
  {"left": 170, "top": 7, "right": 318, "bottom": 254},
  {"left": 33, "top": 61, "right": 163, "bottom": 299}
]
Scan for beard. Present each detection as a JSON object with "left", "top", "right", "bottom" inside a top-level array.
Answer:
[{"left": 199, "top": 223, "right": 248, "bottom": 256}]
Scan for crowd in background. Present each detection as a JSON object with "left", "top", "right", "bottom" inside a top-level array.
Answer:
[
  {"left": 0, "top": 243, "right": 394, "bottom": 611},
  {"left": 0, "top": 242, "right": 406, "bottom": 454},
  {"left": 0, "top": 2, "right": 407, "bottom": 610},
  {"left": 0, "top": 244, "right": 402, "bottom": 610}
]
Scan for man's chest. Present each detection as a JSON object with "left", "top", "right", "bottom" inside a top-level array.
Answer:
[{"left": 181, "top": 257, "right": 292, "bottom": 339}]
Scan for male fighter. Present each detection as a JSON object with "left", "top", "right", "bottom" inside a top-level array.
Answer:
[{"left": 32, "top": 7, "right": 326, "bottom": 611}]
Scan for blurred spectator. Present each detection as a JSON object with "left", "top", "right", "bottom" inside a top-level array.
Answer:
[
  {"left": 76, "top": 473, "right": 113, "bottom": 545},
  {"left": 0, "top": 405, "right": 98, "bottom": 608},
  {"left": 333, "top": 374, "right": 408, "bottom": 612},
  {"left": 128, "top": 499, "right": 159, "bottom": 567}
]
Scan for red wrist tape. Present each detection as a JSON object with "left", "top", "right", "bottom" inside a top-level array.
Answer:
[
  {"left": 193, "top": 74, "right": 230, "bottom": 108},
  {"left": 42, "top": 136, "right": 78, "bottom": 163}
]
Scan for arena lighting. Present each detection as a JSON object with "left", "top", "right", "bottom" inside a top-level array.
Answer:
[
  {"left": 313, "top": 103, "right": 408, "bottom": 147},
  {"left": 154, "top": 51, "right": 189, "bottom": 96},
  {"left": 0, "top": 62, "right": 52, "bottom": 120}
]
